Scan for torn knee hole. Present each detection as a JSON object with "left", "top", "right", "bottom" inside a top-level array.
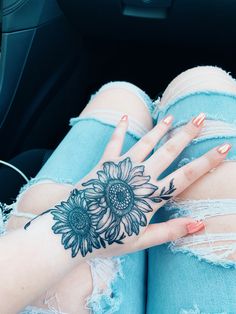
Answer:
[
  {"left": 3, "top": 179, "right": 74, "bottom": 232},
  {"left": 166, "top": 199, "right": 236, "bottom": 265},
  {"left": 86, "top": 257, "right": 123, "bottom": 313}
]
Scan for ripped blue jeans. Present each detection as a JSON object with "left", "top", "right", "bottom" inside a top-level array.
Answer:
[
  {"left": 147, "top": 87, "right": 236, "bottom": 311},
  {"left": 2, "top": 69, "right": 236, "bottom": 313},
  {"left": 4, "top": 81, "right": 154, "bottom": 314}
]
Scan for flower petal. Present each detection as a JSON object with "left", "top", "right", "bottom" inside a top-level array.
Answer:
[
  {"left": 82, "top": 178, "right": 100, "bottom": 187},
  {"left": 52, "top": 223, "right": 72, "bottom": 234},
  {"left": 93, "top": 183, "right": 104, "bottom": 193},
  {"left": 90, "top": 231, "right": 101, "bottom": 249},
  {"left": 105, "top": 221, "right": 121, "bottom": 243},
  {"left": 129, "top": 165, "right": 145, "bottom": 178},
  {"left": 130, "top": 208, "right": 147, "bottom": 226},
  {"left": 128, "top": 175, "right": 150, "bottom": 186},
  {"left": 72, "top": 242, "right": 80, "bottom": 257},
  {"left": 62, "top": 232, "right": 76, "bottom": 249},
  {"left": 97, "top": 170, "right": 108, "bottom": 183},
  {"left": 103, "top": 161, "right": 119, "bottom": 179},
  {"left": 133, "top": 183, "right": 157, "bottom": 197},
  {"left": 96, "top": 209, "right": 114, "bottom": 232},
  {"left": 51, "top": 211, "right": 68, "bottom": 222},
  {"left": 134, "top": 199, "right": 153, "bottom": 213},
  {"left": 56, "top": 202, "right": 73, "bottom": 212},
  {"left": 88, "top": 203, "right": 101, "bottom": 213},
  {"left": 132, "top": 222, "right": 140, "bottom": 235},
  {"left": 90, "top": 209, "right": 107, "bottom": 224},
  {"left": 118, "top": 157, "right": 132, "bottom": 181},
  {"left": 122, "top": 215, "right": 133, "bottom": 236},
  {"left": 80, "top": 239, "right": 88, "bottom": 257},
  {"left": 85, "top": 188, "right": 103, "bottom": 199},
  {"left": 110, "top": 163, "right": 119, "bottom": 179},
  {"left": 99, "top": 197, "right": 107, "bottom": 208}
]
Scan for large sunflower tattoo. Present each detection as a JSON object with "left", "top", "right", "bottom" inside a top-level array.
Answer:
[
  {"left": 82, "top": 157, "right": 158, "bottom": 244},
  {"left": 24, "top": 157, "right": 176, "bottom": 258},
  {"left": 51, "top": 189, "right": 101, "bottom": 257}
]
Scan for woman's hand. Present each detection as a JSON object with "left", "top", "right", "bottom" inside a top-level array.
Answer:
[
  {"left": 34, "top": 112, "right": 230, "bottom": 259},
  {"left": 1, "top": 112, "right": 231, "bottom": 313}
]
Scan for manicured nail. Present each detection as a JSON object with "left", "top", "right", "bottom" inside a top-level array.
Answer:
[
  {"left": 163, "top": 115, "right": 173, "bottom": 125},
  {"left": 192, "top": 112, "right": 206, "bottom": 127},
  {"left": 121, "top": 115, "right": 128, "bottom": 121},
  {"left": 217, "top": 143, "right": 232, "bottom": 154},
  {"left": 186, "top": 220, "right": 205, "bottom": 234}
]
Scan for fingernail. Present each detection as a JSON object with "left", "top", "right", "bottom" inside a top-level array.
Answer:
[
  {"left": 121, "top": 115, "right": 128, "bottom": 121},
  {"left": 217, "top": 143, "right": 232, "bottom": 154},
  {"left": 192, "top": 112, "right": 206, "bottom": 127},
  {"left": 163, "top": 115, "right": 173, "bottom": 125},
  {"left": 186, "top": 220, "right": 205, "bottom": 234}
]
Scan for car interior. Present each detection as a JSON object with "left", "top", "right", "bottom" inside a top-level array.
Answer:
[{"left": 1, "top": 0, "right": 236, "bottom": 203}]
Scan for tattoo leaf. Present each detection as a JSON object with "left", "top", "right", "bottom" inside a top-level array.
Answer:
[{"left": 151, "top": 178, "right": 176, "bottom": 203}]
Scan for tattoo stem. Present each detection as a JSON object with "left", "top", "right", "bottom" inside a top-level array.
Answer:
[{"left": 24, "top": 209, "right": 52, "bottom": 230}]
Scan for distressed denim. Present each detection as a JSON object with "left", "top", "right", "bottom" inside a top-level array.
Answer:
[
  {"left": 2, "top": 78, "right": 236, "bottom": 313},
  {"left": 147, "top": 90, "right": 236, "bottom": 314},
  {"left": 1, "top": 82, "right": 154, "bottom": 314}
]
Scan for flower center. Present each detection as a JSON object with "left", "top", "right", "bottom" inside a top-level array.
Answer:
[
  {"left": 106, "top": 180, "right": 134, "bottom": 216},
  {"left": 68, "top": 208, "right": 91, "bottom": 235}
]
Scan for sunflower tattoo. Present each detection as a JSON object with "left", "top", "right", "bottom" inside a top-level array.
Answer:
[
  {"left": 51, "top": 190, "right": 101, "bottom": 257},
  {"left": 82, "top": 158, "right": 159, "bottom": 244},
  {"left": 24, "top": 158, "right": 176, "bottom": 257}
]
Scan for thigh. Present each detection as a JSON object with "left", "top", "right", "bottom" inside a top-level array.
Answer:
[
  {"left": 7, "top": 82, "right": 153, "bottom": 314},
  {"left": 147, "top": 66, "right": 236, "bottom": 313}
]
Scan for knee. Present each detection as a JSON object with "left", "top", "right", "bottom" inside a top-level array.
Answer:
[
  {"left": 81, "top": 81, "right": 154, "bottom": 131},
  {"left": 16, "top": 182, "right": 72, "bottom": 215},
  {"left": 160, "top": 65, "right": 236, "bottom": 107}
]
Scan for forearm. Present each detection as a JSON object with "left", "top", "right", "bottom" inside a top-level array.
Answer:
[{"left": 0, "top": 213, "right": 82, "bottom": 313}]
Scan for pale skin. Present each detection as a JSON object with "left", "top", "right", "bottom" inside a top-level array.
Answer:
[
  {"left": 160, "top": 66, "right": 236, "bottom": 260},
  {"left": 2, "top": 66, "right": 236, "bottom": 313},
  {"left": 0, "top": 103, "right": 230, "bottom": 312}
]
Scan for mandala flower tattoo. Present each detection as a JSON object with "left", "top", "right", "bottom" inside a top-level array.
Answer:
[
  {"left": 24, "top": 157, "right": 176, "bottom": 258},
  {"left": 51, "top": 190, "right": 101, "bottom": 257}
]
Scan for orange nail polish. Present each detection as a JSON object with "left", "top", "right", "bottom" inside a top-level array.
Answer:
[
  {"left": 187, "top": 220, "right": 205, "bottom": 234},
  {"left": 192, "top": 113, "right": 206, "bottom": 127},
  {"left": 217, "top": 143, "right": 232, "bottom": 154},
  {"left": 163, "top": 115, "right": 173, "bottom": 125},
  {"left": 121, "top": 115, "right": 128, "bottom": 121}
]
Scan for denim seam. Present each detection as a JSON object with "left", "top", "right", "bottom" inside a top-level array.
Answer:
[
  {"left": 69, "top": 117, "right": 142, "bottom": 141},
  {"left": 156, "top": 90, "right": 236, "bottom": 117}
]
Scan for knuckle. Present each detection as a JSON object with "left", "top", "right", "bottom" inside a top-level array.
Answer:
[
  {"left": 164, "top": 142, "right": 178, "bottom": 156},
  {"left": 183, "top": 165, "right": 196, "bottom": 182},
  {"left": 205, "top": 151, "right": 221, "bottom": 168},
  {"left": 164, "top": 221, "right": 176, "bottom": 242},
  {"left": 184, "top": 124, "right": 198, "bottom": 138},
  {"left": 110, "top": 133, "right": 120, "bottom": 142},
  {"left": 157, "top": 122, "right": 168, "bottom": 133},
  {"left": 141, "top": 135, "right": 156, "bottom": 148}
]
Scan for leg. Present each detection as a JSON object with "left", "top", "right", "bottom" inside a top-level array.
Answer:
[
  {"left": 5, "top": 82, "right": 154, "bottom": 313},
  {"left": 147, "top": 66, "right": 236, "bottom": 313}
]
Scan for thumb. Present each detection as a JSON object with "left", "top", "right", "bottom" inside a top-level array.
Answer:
[{"left": 135, "top": 218, "right": 205, "bottom": 251}]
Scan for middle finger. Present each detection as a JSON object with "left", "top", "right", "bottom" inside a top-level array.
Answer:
[{"left": 146, "top": 112, "right": 206, "bottom": 177}]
